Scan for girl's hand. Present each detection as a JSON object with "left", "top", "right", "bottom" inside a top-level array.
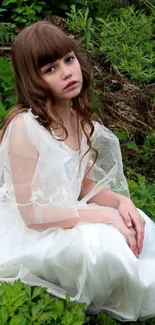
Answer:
[
  {"left": 102, "top": 209, "right": 139, "bottom": 258},
  {"left": 118, "top": 197, "right": 146, "bottom": 254}
]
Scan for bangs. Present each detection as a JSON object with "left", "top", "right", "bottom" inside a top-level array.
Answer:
[{"left": 31, "top": 24, "right": 75, "bottom": 70}]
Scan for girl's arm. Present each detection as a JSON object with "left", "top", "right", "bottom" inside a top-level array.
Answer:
[
  {"left": 79, "top": 166, "right": 145, "bottom": 254},
  {"left": 29, "top": 205, "right": 139, "bottom": 257},
  {"left": 79, "top": 174, "right": 125, "bottom": 209}
]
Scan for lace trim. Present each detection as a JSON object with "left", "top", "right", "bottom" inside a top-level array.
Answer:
[{"left": 0, "top": 183, "right": 69, "bottom": 206}]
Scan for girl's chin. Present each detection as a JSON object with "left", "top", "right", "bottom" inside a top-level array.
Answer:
[
  {"left": 64, "top": 88, "right": 82, "bottom": 99},
  {"left": 54, "top": 87, "right": 82, "bottom": 101}
]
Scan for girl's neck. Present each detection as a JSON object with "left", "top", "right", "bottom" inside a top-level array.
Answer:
[{"left": 54, "top": 99, "right": 73, "bottom": 125}]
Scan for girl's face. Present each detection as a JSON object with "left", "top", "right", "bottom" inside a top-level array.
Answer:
[{"left": 40, "top": 52, "right": 83, "bottom": 101}]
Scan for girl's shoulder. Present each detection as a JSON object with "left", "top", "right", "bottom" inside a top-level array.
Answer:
[
  {"left": 93, "top": 121, "right": 118, "bottom": 141},
  {"left": 2, "top": 109, "right": 43, "bottom": 150},
  {"left": 9, "top": 109, "right": 45, "bottom": 139},
  {"left": 11, "top": 109, "right": 38, "bottom": 127}
]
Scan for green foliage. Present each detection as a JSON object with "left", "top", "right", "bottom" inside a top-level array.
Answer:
[
  {"left": 0, "top": 57, "right": 16, "bottom": 111},
  {"left": 0, "top": 279, "right": 155, "bottom": 324},
  {"left": 89, "top": 313, "right": 117, "bottom": 324},
  {"left": 1, "top": 0, "right": 90, "bottom": 24},
  {"left": 115, "top": 130, "right": 155, "bottom": 180},
  {"left": 88, "top": 0, "right": 155, "bottom": 16},
  {"left": 113, "top": 130, "right": 155, "bottom": 221},
  {"left": 66, "top": 5, "right": 95, "bottom": 50},
  {"left": 66, "top": 5, "right": 155, "bottom": 83},
  {"left": 96, "top": 6, "right": 155, "bottom": 83},
  {"left": 0, "top": 280, "right": 89, "bottom": 325},
  {"left": 1, "top": 0, "right": 155, "bottom": 26},
  {"left": 114, "top": 129, "right": 155, "bottom": 220},
  {"left": 0, "top": 23, "right": 16, "bottom": 45},
  {"left": 2, "top": 0, "right": 52, "bottom": 25},
  {"left": 0, "top": 102, "right": 8, "bottom": 124},
  {"left": 78, "top": 0, "right": 132, "bottom": 18},
  {"left": 128, "top": 174, "right": 155, "bottom": 221}
]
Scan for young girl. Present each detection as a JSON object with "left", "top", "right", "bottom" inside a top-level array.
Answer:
[{"left": 0, "top": 20, "right": 155, "bottom": 322}]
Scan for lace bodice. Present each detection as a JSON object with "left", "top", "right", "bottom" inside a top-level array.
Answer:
[{"left": 52, "top": 133, "right": 89, "bottom": 201}]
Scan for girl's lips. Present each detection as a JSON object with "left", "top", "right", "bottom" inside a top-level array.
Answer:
[{"left": 64, "top": 81, "right": 78, "bottom": 89}]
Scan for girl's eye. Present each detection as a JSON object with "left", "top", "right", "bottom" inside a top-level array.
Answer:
[
  {"left": 65, "top": 56, "right": 75, "bottom": 63},
  {"left": 45, "top": 66, "right": 55, "bottom": 73}
]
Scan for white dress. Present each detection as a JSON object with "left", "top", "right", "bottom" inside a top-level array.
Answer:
[{"left": 0, "top": 112, "right": 155, "bottom": 322}]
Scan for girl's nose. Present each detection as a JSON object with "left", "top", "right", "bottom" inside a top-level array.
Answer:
[{"left": 60, "top": 64, "right": 72, "bottom": 79}]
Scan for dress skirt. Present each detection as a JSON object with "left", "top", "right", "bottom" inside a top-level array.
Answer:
[{"left": 0, "top": 201, "right": 155, "bottom": 322}]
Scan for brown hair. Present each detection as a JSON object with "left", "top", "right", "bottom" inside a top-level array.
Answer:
[{"left": 0, "top": 21, "right": 98, "bottom": 165}]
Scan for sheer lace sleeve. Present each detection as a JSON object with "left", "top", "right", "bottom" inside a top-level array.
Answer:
[
  {"left": 0, "top": 112, "right": 79, "bottom": 226},
  {"left": 9, "top": 115, "right": 39, "bottom": 225},
  {"left": 79, "top": 122, "right": 129, "bottom": 204}
]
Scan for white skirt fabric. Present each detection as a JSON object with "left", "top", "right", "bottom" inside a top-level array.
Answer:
[{"left": 0, "top": 201, "right": 155, "bottom": 322}]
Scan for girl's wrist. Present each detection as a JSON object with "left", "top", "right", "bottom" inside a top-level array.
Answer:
[{"left": 117, "top": 193, "right": 130, "bottom": 207}]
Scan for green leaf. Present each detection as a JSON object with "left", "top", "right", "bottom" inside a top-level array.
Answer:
[
  {"left": 33, "top": 5, "right": 43, "bottom": 13},
  {"left": 61, "top": 310, "right": 74, "bottom": 325},
  {"left": 13, "top": 7, "right": 24, "bottom": 13},
  {"left": 32, "top": 287, "right": 44, "bottom": 300},
  {"left": 31, "top": 305, "right": 42, "bottom": 321},
  {"left": 10, "top": 314, "right": 26, "bottom": 325},
  {"left": 124, "top": 141, "right": 139, "bottom": 152},
  {"left": 0, "top": 306, "right": 8, "bottom": 324},
  {"left": 114, "top": 130, "right": 128, "bottom": 140},
  {"left": 2, "top": 0, "right": 16, "bottom": 5},
  {"left": 96, "top": 17, "right": 105, "bottom": 24},
  {"left": 87, "top": 17, "right": 93, "bottom": 28},
  {"left": 52, "top": 298, "right": 64, "bottom": 318},
  {"left": 14, "top": 17, "right": 27, "bottom": 23},
  {"left": 37, "top": 312, "right": 54, "bottom": 322}
]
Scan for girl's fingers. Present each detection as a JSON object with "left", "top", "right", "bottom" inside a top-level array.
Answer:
[
  {"left": 120, "top": 210, "right": 132, "bottom": 227},
  {"left": 139, "top": 219, "right": 145, "bottom": 253},
  {"left": 125, "top": 228, "right": 138, "bottom": 258},
  {"left": 132, "top": 216, "right": 145, "bottom": 254},
  {"left": 119, "top": 200, "right": 146, "bottom": 255}
]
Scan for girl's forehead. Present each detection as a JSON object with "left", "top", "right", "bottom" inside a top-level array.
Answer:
[
  {"left": 42, "top": 51, "right": 74, "bottom": 66},
  {"left": 34, "top": 34, "right": 75, "bottom": 69}
]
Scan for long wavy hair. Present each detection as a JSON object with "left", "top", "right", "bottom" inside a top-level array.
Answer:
[{"left": 0, "top": 21, "right": 98, "bottom": 165}]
